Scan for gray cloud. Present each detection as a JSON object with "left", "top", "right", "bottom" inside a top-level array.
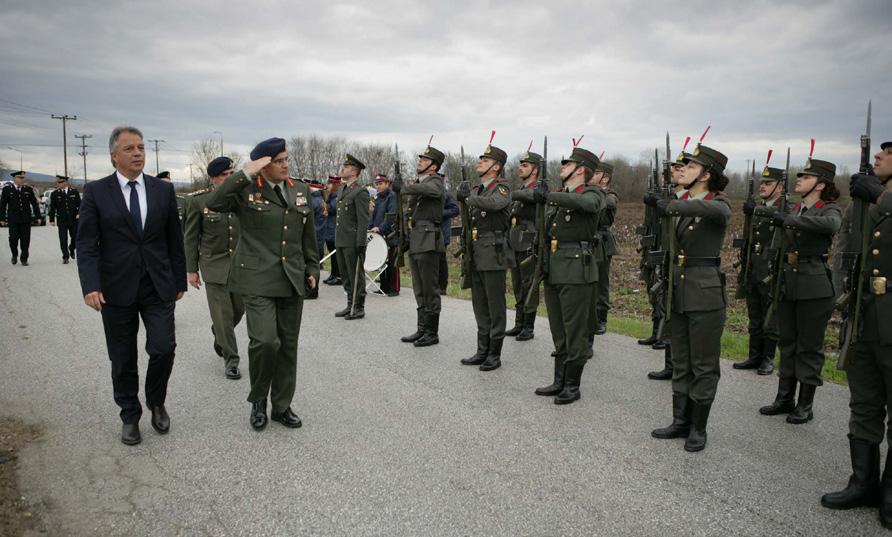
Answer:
[{"left": 1, "top": 0, "right": 889, "bottom": 181}]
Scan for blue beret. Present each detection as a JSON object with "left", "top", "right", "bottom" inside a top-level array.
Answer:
[
  {"left": 207, "top": 156, "right": 233, "bottom": 177},
  {"left": 250, "top": 137, "right": 286, "bottom": 161}
]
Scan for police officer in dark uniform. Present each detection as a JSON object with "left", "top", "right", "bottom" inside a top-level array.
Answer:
[
  {"left": 184, "top": 156, "right": 245, "bottom": 379},
  {"left": 822, "top": 141, "right": 892, "bottom": 525},
  {"left": 48, "top": 175, "right": 81, "bottom": 264},
  {"left": 395, "top": 144, "right": 446, "bottom": 347},
  {"left": 534, "top": 146, "right": 605, "bottom": 404},
  {"left": 0, "top": 171, "right": 42, "bottom": 265},
  {"left": 458, "top": 141, "right": 514, "bottom": 371},
  {"left": 334, "top": 155, "right": 370, "bottom": 320},
  {"left": 759, "top": 157, "right": 842, "bottom": 424},
  {"left": 157, "top": 171, "right": 186, "bottom": 231},
  {"left": 592, "top": 161, "right": 618, "bottom": 336},
  {"left": 733, "top": 164, "right": 784, "bottom": 375},
  {"left": 505, "top": 149, "right": 543, "bottom": 342},
  {"left": 648, "top": 143, "right": 732, "bottom": 452}
]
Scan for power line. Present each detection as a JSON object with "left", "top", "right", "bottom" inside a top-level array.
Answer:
[
  {"left": 0, "top": 98, "right": 54, "bottom": 115},
  {"left": 51, "top": 114, "right": 77, "bottom": 176}
]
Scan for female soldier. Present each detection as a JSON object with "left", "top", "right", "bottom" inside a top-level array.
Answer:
[
  {"left": 759, "top": 156, "right": 842, "bottom": 424},
  {"left": 647, "top": 144, "right": 731, "bottom": 452}
]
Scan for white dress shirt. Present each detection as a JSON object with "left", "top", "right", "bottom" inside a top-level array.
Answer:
[{"left": 116, "top": 171, "right": 147, "bottom": 228}]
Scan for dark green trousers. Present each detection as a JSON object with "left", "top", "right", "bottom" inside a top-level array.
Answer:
[
  {"left": 777, "top": 297, "right": 834, "bottom": 386},
  {"left": 410, "top": 251, "right": 441, "bottom": 315},
  {"left": 336, "top": 246, "right": 366, "bottom": 307},
  {"left": 595, "top": 256, "right": 612, "bottom": 324},
  {"left": 471, "top": 269, "right": 507, "bottom": 342},
  {"left": 848, "top": 340, "right": 892, "bottom": 443},
  {"left": 242, "top": 294, "right": 304, "bottom": 414},
  {"left": 509, "top": 249, "right": 539, "bottom": 314},
  {"left": 545, "top": 282, "right": 594, "bottom": 365},
  {"left": 205, "top": 282, "right": 244, "bottom": 369},
  {"left": 745, "top": 282, "right": 778, "bottom": 344},
  {"left": 671, "top": 308, "right": 726, "bottom": 403}
]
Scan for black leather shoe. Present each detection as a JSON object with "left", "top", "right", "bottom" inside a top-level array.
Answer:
[
  {"left": 345, "top": 308, "right": 365, "bottom": 320},
  {"left": 787, "top": 383, "right": 816, "bottom": 424},
  {"left": 11, "top": 256, "right": 17, "bottom": 265},
  {"left": 757, "top": 358, "right": 775, "bottom": 376},
  {"left": 225, "top": 366, "right": 241, "bottom": 380},
  {"left": 479, "top": 356, "right": 501, "bottom": 372},
  {"left": 334, "top": 306, "right": 352, "bottom": 317},
  {"left": 150, "top": 405, "right": 170, "bottom": 434},
  {"left": 651, "top": 340, "right": 667, "bottom": 350},
  {"left": 516, "top": 327, "right": 534, "bottom": 341},
  {"left": 330, "top": 277, "right": 343, "bottom": 285},
  {"left": 594, "top": 322, "right": 607, "bottom": 335},
  {"left": 760, "top": 377, "right": 797, "bottom": 415},
  {"left": 647, "top": 367, "right": 672, "bottom": 380},
  {"left": 271, "top": 408, "right": 302, "bottom": 428},
  {"left": 20, "top": 260, "right": 28, "bottom": 266},
  {"left": 413, "top": 333, "right": 439, "bottom": 347},
  {"left": 733, "top": 356, "right": 761, "bottom": 370},
  {"left": 322, "top": 275, "right": 336, "bottom": 285},
  {"left": 652, "top": 395, "right": 691, "bottom": 439},
  {"left": 62, "top": 257, "right": 69, "bottom": 264},
  {"left": 401, "top": 330, "right": 424, "bottom": 343},
  {"left": 121, "top": 423, "right": 141, "bottom": 445},
  {"left": 461, "top": 354, "right": 486, "bottom": 365},
  {"left": 250, "top": 400, "right": 268, "bottom": 430}
]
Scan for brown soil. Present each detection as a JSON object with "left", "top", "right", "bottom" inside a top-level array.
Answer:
[{"left": 0, "top": 417, "right": 42, "bottom": 537}]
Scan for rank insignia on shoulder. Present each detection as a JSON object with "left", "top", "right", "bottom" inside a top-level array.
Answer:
[{"left": 498, "top": 185, "right": 508, "bottom": 194}]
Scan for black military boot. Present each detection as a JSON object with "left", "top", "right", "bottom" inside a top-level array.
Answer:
[
  {"left": 638, "top": 321, "right": 659, "bottom": 345},
  {"left": 594, "top": 317, "right": 607, "bottom": 335},
  {"left": 648, "top": 345, "right": 673, "bottom": 381},
  {"left": 345, "top": 297, "right": 365, "bottom": 320},
  {"left": 516, "top": 311, "right": 535, "bottom": 341},
  {"left": 414, "top": 313, "right": 439, "bottom": 347},
  {"left": 554, "top": 360, "right": 585, "bottom": 405},
  {"left": 401, "top": 310, "right": 425, "bottom": 343},
  {"left": 461, "top": 334, "right": 489, "bottom": 365},
  {"left": 880, "top": 449, "right": 892, "bottom": 529},
  {"left": 733, "top": 336, "right": 763, "bottom": 370},
  {"left": 334, "top": 301, "right": 352, "bottom": 318},
  {"left": 787, "top": 383, "right": 816, "bottom": 424},
  {"left": 684, "top": 400, "right": 712, "bottom": 452},
  {"left": 758, "top": 340, "right": 777, "bottom": 376},
  {"left": 821, "top": 435, "right": 881, "bottom": 509},
  {"left": 759, "top": 377, "right": 797, "bottom": 415},
  {"left": 505, "top": 308, "right": 523, "bottom": 337},
  {"left": 535, "top": 355, "right": 565, "bottom": 396},
  {"left": 651, "top": 394, "right": 691, "bottom": 439},
  {"left": 479, "top": 338, "right": 503, "bottom": 371}
]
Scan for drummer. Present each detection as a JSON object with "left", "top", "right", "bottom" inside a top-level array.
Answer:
[{"left": 369, "top": 173, "right": 399, "bottom": 296}]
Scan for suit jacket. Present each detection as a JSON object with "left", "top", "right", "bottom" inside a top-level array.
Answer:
[
  {"left": 205, "top": 170, "right": 320, "bottom": 298},
  {"left": 0, "top": 184, "right": 41, "bottom": 224},
  {"left": 76, "top": 173, "right": 187, "bottom": 306},
  {"left": 183, "top": 189, "right": 240, "bottom": 285},
  {"left": 49, "top": 187, "right": 81, "bottom": 225}
]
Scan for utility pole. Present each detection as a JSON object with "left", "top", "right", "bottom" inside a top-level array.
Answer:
[
  {"left": 51, "top": 114, "right": 77, "bottom": 176},
  {"left": 147, "top": 139, "right": 165, "bottom": 175},
  {"left": 7, "top": 146, "right": 23, "bottom": 169},
  {"left": 75, "top": 134, "right": 92, "bottom": 183}
]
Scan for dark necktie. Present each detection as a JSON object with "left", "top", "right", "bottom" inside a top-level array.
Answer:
[
  {"left": 273, "top": 184, "right": 287, "bottom": 206},
  {"left": 127, "top": 181, "right": 142, "bottom": 234}
]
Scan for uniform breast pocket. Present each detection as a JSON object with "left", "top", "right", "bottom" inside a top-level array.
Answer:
[
  {"left": 410, "top": 224, "right": 438, "bottom": 251},
  {"left": 236, "top": 254, "right": 259, "bottom": 270},
  {"left": 204, "top": 214, "right": 222, "bottom": 224},
  {"left": 246, "top": 206, "right": 272, "bottom": 228}
]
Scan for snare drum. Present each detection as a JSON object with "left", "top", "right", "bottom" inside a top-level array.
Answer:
[{"left": 364, "top": 232, "right": 389, "bottom": 272}]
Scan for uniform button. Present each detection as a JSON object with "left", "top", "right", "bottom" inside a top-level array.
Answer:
[
  {"left": 284, "top": 225, "right": 288, "bottom": 230},
  {"left": 281, "top": 257, "right": 286, "bottom": 261},
  {"left": 229, "top": 249, "right": 233, "bottom": 253},
  {"left": 874, "top": 269, "right": 880, "bottom": 275},
  {"left": 285, "top": 210, "right": 289, "bottom": 214},
  {"left": 282, "top": 241, "right": 286, "bottom": 245},
  {"left": 229, "top": 226, "right": 233, "bottom": 230},
  {"left": 875, "top": 231, "right": 881, "bottom": 238},
  {"left": 240, "top": 263, "right": 245, "bottom": 267},
  {"left": 680, "top": 274, "right": 685, "bottom": 279},
  {"left": 793, "top": 268, "right": 798, "bottom": 272},
  {"left": 873, "top": 249, "right": 880, "bottom": 255}
]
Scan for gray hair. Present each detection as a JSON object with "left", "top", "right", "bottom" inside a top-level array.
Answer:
[{"left": 108, "top": 126, "right": 143, "bottom": 166}]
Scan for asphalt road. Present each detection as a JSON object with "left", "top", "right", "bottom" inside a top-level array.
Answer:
[{"left": 0, "top": 226, "right": 886, "bottom": 536}]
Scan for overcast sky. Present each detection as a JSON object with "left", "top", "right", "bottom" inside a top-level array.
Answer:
[{"left": 1, "top": 0, "right": 890, "bottom": 182}]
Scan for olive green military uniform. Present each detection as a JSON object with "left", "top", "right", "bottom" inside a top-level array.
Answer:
[
  {"left": 184, "top": 189, "right": 244, "bottom": 372},
  {"left": 205, "top": 170, "right": 320, "bottom": 414},
  {"left": 736, "top": 167, "right": 785, "bottom": 374},
  {"left": 335, "top": 179, "right": 370, "bottom": 317},
  {"left": 592, "top": 183, "right": 618, "bottom": 336},
  {"left": 507, "top": 169, "right": 541, "bottom": 339}
]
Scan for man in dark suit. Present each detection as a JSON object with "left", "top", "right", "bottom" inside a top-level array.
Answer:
[
  {"left": 76, "top": 126, "right": 187, "bottom": 446},
  {"left": 48, "top": 175, "right": 81, "bottom": 263}
]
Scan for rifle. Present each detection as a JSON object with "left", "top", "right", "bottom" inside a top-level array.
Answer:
[
  {"left": 655, "top": 145, "right": 675, "bottom": 340},
  {"left": 734, "top": 159, "right": 758, "bottom": 298},
  {"left": 393, "top": 143, "right": 407, "bottom": 268},
  {"left": 524, "top": 136, "right": 548, "bottom": 307},
  {"left": 636, "top": 147, "right": 661, "bottom": 278},
  {"left": 838, "top": 100, "right": 873, "bottom": 370},
  {"left": 763, "top": 148, "right": 791, "bottom": 329},
  {"left": 457, "top": 145, "right": 474, "bottom": 289}
]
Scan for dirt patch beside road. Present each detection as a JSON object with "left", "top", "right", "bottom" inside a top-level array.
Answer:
[{"left": 0, "top": 417, "right": 42, "bottom": 537}]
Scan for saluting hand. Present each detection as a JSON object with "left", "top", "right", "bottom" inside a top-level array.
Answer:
[
  {"left": 84, "top": 291, "right": 105, "bottom": 312},
  {"left": 244, "top": 156, "right": 272, "bottom": 176}
]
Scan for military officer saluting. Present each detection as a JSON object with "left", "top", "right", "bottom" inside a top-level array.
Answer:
[
  {"left": 334, "top": 154, "right": 370, "bottom": 320},
  {"left": 759, "top": 155, "right": 842, "bottom": 424},
  {"left": 590, "top": 160, "right": 618, "bottom": 337},
  {"left": 458, "top": 137, "right": 514, "bottom": 371},
  {"left": 0, "top": 170, "right": 42, "bottom": 266},
  {"left": 822, "top": 141, "right": 892, "bottom": 526},
  {"left": 205, "top": 138, "right": 319, "bottom": 431},
  {"left": 648, "top": 143, "right": 732, "bottom": 452},
  {"left": 533, "top": 145, "right": 605, "bottom": 404},
  {"left": 395, "top": 143, "right": 446, "bottom": 347},
  {"left": 505, "top": 148, "right": 544, "bottom": 342},
  {"left": 733, "top": 159, "right": 784, "bottom": 376},
  {"left": 184, "top": 156, "right": 245, "bottom": 379},
  {"left": 48, "top": 174, "right": 81, "bottom": 264}
]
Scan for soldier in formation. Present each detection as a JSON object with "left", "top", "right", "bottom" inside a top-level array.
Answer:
[
  {"left": 184, "top": 156, "right": 245, "bottom": 380},
  {"left": 334, "top": 155, "right": 370, "bottom": 320},
  {"left": 591, "top": 160, "right": 618, "bottom": 337}
]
